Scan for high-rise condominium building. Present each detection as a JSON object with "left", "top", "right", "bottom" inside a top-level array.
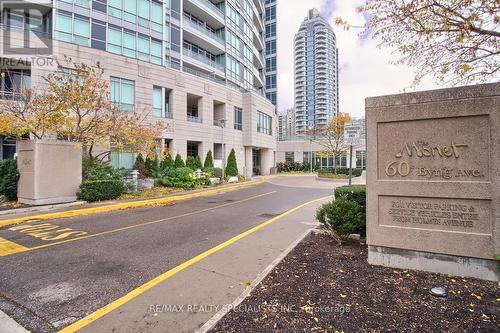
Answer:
[
  {"left": 278, "top": 108, "right": 296, "bottom": 141},
  {"left": 0, "top": 0, "right": 277, "bottom": 177},
  {"left": 294, "top": 8, "right": 338, "bottom": 134},
  {"left": 264, "top": 0, "right": 277, "bottom": 106}
]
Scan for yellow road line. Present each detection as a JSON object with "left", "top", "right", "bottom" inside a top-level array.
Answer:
[
  {"left": 0, "top": 191, "right": 277, "bottom": 257},
  {"left": 0, "top": 181, "right": 266, "bottom": 228},
  {"left": 59, "top": 196, "right": 329, "bottom": 333},
  {"left": 0, "top": 237, "right": 29, "bottom": 256}
]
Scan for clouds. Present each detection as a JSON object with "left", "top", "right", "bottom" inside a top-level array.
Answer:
[{"left": 276, "top": 0, "right": 440, "bottom": 118}]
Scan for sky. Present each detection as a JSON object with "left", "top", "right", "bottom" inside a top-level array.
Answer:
[{"left": 276, "top": 0, "right": 440, "bottom": 118}]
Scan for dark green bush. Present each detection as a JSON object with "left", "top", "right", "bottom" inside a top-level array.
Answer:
[
  {"left": 79, "top": 158, "right": 126, "bottom": 201},
  {"left": 318, "top": 168, "right": 363, "bottom": 177},
  {"left": 159, "top": 167, "right": 209, "bottom": 189},
  {"left": 277, "top": 161, "right": 315, "bottom": 173},
  {"left": 225, "top": 149, "right": 238, "bottom": 177},
  {"left": 0, "top": 159, "right": 19, "bottom": 200},
  {"left": 334, "top": 185, "right": 366, "bottom": 209},
  {"left": 77, "top": 180, "right": 125, "bottom": 202},
  {"left": 174, "top": 154, "right": 185, "bottom": 168},
  {"left": 133, "top": 154, "right": 149, "bottom": 178},
  {"left": 316, "top": 196, "right": 364, "bottom": 236},
  {"left": 161, "top": 153, "right": 174, "bottom": 170},
  {"left": 186, "top": 156, "right": 196, "bottom": 170},
  {"left": 204, "top": 150, "right": 214, "bottom": 170},
  {"left": 194, "top": 155, "right": 203, "bottom": 170}
]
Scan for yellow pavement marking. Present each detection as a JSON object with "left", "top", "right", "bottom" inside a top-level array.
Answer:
[
  {"left": 0, "top": 191, "right": 277, "bottom": 257},
  {"left": 0, "top": 237, "right": 29, "bottom": 256},
  {"left": 58, "top": 195, "right": 329, "bottom": 333},
  {"left": 0, "top": 181, "right": 266, "bottom": 228}
]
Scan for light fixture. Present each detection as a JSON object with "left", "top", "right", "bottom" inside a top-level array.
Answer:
[{"left": 429, "top": 284, "right": 447, "bottom": 298}]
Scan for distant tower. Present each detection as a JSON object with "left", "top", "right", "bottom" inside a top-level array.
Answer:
[
  {"left": 279, "top": 108, "right": 296, "bottom": 140},
  {"left": 294, "top": 8, "right": 339, "bottom": 134},
  {"left": 265, "top": 0, "right": 278, "bottom": 106}
]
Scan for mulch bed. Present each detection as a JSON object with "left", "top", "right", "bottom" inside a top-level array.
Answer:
[{"left": 211, "top": 232, "right": 499, "bottom": 333}]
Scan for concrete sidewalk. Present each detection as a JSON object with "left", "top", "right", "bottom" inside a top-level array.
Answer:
[{"left": 70, "top": 197, "right": 327, "bottom": 333}]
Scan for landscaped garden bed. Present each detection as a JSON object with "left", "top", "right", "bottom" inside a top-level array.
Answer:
[{"left": 210, "top": 232, "right": 499, "bottom": 333}]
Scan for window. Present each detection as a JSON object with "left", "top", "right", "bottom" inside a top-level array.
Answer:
[
  {"left": 91, "top": 20, "right": 106, "bottom": 50},
  {"left": 265, "top": 5, "right": 276, "bottom": 21},
  {"left": 110, "top": 77, "right": 135, "bottom": 112},
  {"left": 285, "top": 152, "right": 294, "bottom": 163},
  {"left": 226, "top": 4, "right": 240, "bottom": 27},
  {"left": 257, "top": 111, "right": 272, "bottom": 135},
  {"left": 226, "top": 56, "right": 241, "bottom": 82},
  {"left": 266, "top": 57, "right": 276, "bottom": 71},
  {"left": 266, "top": 91, "right": 276, "bottom": 105},
  {"left": 0, "top": 137, "right": 16, "bottom": 160},
  {"left": 55, "top": 12, "right": 72, "bottom": 42},
  {"left": 356, "top": 150, "right": 367, "bottom": 170},
  {"left": 265, "top": 40, "right": 276, "bottom": 55},
  {"left": 123, "top": 1, "right": 137, "bottom": 23},
  {"left": 137, "top": 35, "right": 150, "bottom": 61},
  {"left": 152, "top": 86, "right": 171, "bottom": 118},
  {"left": 187, "top": 142, "right": 198, "bottom": 157},
  {"left": 110, "top": 151, "right": 135, "bottom": 169},
  {"left": 73, "top": 17, "right": 90, "bottom": 46},
  {"left": 108, "top": 26, "right": 122, "bottom": 54},
  {"left": 265, "top": 22, "right": 276, "bottom": 38},
  {"left": 266, "top": 74, "right": 276, "bottom": 89},
  {"left": 123, "top": 30, "right": 136, "bottom": 57},
  {"left": 234, "top": 107, "right": 242, "bottom": 130}
]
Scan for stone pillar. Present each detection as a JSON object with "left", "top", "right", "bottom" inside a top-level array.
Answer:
[
  {"left": 244, "top": 146, "right": 253, "bottom": 179},
  {"left": 17, "top": 139, "right": 82, "bottom": 205},
  {"left": 260, "top": 148, "right": 273, "bottom": 176}
]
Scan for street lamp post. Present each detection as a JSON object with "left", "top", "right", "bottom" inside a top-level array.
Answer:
[
  {"left": 220, "top": 119, "right": 226, "bottom": 180},
  {"left": 308, "top": 124, "right": 314, "bottom": 173}
]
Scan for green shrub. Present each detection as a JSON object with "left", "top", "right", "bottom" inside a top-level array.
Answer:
[
  {"left": 225, "top": 149, "right": 238, "bottom": 177},
  {"left": 204, "top": 150, "right": 214, "bottom": 170},
  {"left": 133, "top": 154, "right": 149, "bottom": 178},
  {"left": 211, "top": 167, "right": 222, "bottom": 179},
  {"left": 0, "top": 159, "right": 19, "bottom": 200},
  {"left": 161, "top": 153, "right": 174, "bottom": 169},
  {"left": 186, "top": 156, "right": 196, "bottom": 170},
  {"left": 277, "top": 161, "right": 313, "bottom": 173},
  {"left": 145, "top": 156, "right": 155, "bottom": 175},
  {"left": 316, "top": 196, "right": 364, "bottom": 236},
  {"left": 194, "top": 155, "right": 203, "bottom": 170},
  {"left": 158, "top": 167, "right": 209, "bottom": 189},
  {"left": 334, "top": 185, "right": 366, "bottom": 208},
  {"left": 318, "top": 168, "right": 363, "bottom": 177},
  {"left": 174, "top": 154, "right": 185, "bottom": 168},
  {"left": 77, "top": 180, "right": 125, "bottom": 202},
  {"left": 79, "top": 158, "right": 126, "bottom": 201}
]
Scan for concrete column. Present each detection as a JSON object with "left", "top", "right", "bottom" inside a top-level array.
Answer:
[
  {"left": 173, "top": 139, "right": 187, "bottom": 160},
  {"left": 261, "top": 148, "right": 273, "bottom": 176},
  {"left": 244, "top": 146, "right": 253, "bottom": 179}
]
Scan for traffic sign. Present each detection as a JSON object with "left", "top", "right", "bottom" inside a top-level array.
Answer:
[{"left": 344, "top": 123, "right": 362, "bottom": 146}]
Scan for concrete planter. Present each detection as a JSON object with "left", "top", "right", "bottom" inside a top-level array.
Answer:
[{"left": 17, "top": 139, "right": 82, "bottom": 205}]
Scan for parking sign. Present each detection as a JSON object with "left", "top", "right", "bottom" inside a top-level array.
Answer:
[{"left": 344, "top": 123, "right": 361, "bottom": 146}]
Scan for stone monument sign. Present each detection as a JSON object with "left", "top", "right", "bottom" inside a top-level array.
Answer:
[{"left": 366, "top": 83, "right": 499, "bottom": 281}]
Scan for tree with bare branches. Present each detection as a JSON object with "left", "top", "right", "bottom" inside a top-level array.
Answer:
[
  {"left": 339, "top": 0, "right": 500, "bottom": 85},
  {"left": 305, "top": 113, "right": 352, "bottom": 174},
  {"left": 0, "top": 59, "right": 163, "bottom": 161}
]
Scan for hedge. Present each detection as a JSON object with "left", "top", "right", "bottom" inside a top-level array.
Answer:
[
  {"left": 0, "top": 159, "right": 19, "bottom": 200},
  {"left": 318, "top": 168, "right": 363, "bottom": 177},
  {"left": 334, "top": 185, "right": 366, "bottom": 209},
  {"left": 77, "top": 180, "right": 125, "bottom": 202}
]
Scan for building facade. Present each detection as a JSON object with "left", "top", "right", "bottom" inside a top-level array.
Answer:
[
  {"left": 277, "top": 117, "right": 366, "bottom": 170},
  {"left": 278, "top": 107, "right": 296, "bottom": 141},
  {"left": 264, "top": 0, "right": 277, "bottom": 106},
  {"left": 0, "top": 0, "right": 277, "bottom": 176},
  {"left": 294, "top": 8, "right": 338, "bottom": 134}
]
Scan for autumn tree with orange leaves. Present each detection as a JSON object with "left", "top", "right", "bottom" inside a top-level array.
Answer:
[
  {"left": 0, "top": 59, "right": 162, "bottom": 161},
  {"left": 304, "top": 113, "right": 352, "bottom": 174},
  {"left": 337, "top": 0, "right": 499, "bottom": 85}
]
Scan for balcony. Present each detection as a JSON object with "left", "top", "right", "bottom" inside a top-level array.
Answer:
[
  {"left": 187, "top": 115, "right": 202, "bottom": 123},
  {"left": 183, "top": 16, "right": 225, "bottom": 51},
  {"left": 0, "top": 90, "right": 26, "bottom": 101},
  {"left": 184, "top": 0, "right": 225, "bottom": 27},
  {"left": 183, "top": 47, "right": 225, "bottom": 74}
]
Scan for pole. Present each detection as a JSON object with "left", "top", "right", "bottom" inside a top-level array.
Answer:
[
  {"left": 221, "top": 121, "right": 225, "bottom": 180},
  {"left": 309, "top": 139, "right": 313, "bottom": 173},
  {"left": 348, "top": 145, "right": 353, "bottom": 186}
]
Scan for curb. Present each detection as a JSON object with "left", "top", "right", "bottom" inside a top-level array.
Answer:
[
  {"left": 196, "top": 228, "right": 314, "bottom": 333},
  {"left": 0, "top": 180, "right": 266, "bottom": 228},
  {"left": 0, "top": 201, "right": 86, "bottom": 217},
  {"left": 0, "top": 310, "right": 29, "bottom": 333}
]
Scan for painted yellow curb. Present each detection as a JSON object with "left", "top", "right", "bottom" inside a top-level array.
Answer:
[
  {"left": 0, "top": 181, "right": 266, "bottom": 228},
  {"left": 58, "top": 195, "right": 329, "bottom": 333}
]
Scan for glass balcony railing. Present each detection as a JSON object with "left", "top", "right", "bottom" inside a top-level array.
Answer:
[
  {"left": 187, "top": 115, "right": 202, "bottom": 123},
  {"left": 183, "top": 48, "right": 224, "bottom": 72},
  {"left": 190, "top": 0, "right": 224, "bottom": 21},
  {"left": 183, "top": 17, "right": 225, "bottom": 45}
]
